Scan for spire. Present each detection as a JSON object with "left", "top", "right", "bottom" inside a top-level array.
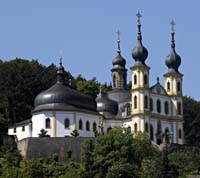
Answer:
[
  {"left": 165, "top": 20, "right": 181, "bottom": 74},
  {"left": 132, "top": 11, "right": 148, "bottom": 65},
  {"left": 170, "top": 20, "right": 175, "bottom": 49},
  {"left": 57, "top": 50, "right": 65, "bottom": 84},
  {"left": 136, "top": 11, "right": 142, "bottom": 41},
  {"left": 117, "top": 30, "right": 121, "bottom": 53}
]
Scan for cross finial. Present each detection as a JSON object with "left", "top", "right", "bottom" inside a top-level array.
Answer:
[
  {"left": 136, "top": 11, "right": 142, "bottom": 25},
  {"left": 116, "top": 30, "right": 121, "bottom": 52},
  {"left": 59, "top": 49, "right": 63, "bottom": 66},
  {"left": 171, "top": 20, "right": 175, "bottom": 34}
]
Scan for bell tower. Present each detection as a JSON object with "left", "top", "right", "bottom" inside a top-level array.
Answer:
[
  {"left": 131, "top": 12, "right": 150, "bottom": 132},
  {"left": 163, "top": 20, "right": 184, "bottom": 144},
  {"left": 111, "top": 31, "right": 127, "bottom": 90}
]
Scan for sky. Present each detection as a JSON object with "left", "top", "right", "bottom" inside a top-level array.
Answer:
[{"left": 0, "top": 1, "right": 199, "bottom": 99}]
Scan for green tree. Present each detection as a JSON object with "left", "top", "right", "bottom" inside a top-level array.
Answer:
[
  {"left": 80, "top": 139, "right": 95, "bottom": 178},
  {"left": 92, "top": 127, "right": 136, "bottom": 178},
  {"left": 106, "top": 161, "right": 137, "bottom": 178},
  {"left": 38, "top": 129, "right": 50, "bottom": 137},
  {"left": 19, "top": 160, "right": 44, "bottom": 178},
  {"left": 70, "top": 129, "right": 79, "bottom": 137},
  {"left": 0, "top": 137, "right": 22, "bottom": 170}
]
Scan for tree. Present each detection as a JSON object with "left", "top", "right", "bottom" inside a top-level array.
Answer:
[
  {"left": 70, "top": 129, "right": 79, "bottom": 137},
  {"left": 19, "top": 160, "right": 44, "bottom": 178},
  {"left": 92, "top": 127, "right": 136, "bottom": 178},
  {"left": 38, "top": 129, "right": 50, "bottom": 137},
  {"left": 80, "top": 139, "right": 95, "bottom": 178},
  {"left": 0, "top": 137, "right": 22, "bottom": 170}
]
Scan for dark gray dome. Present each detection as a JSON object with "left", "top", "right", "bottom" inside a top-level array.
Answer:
[
  {"left": 96, "top": 91, "right": 118, "bottom": 115},
  {"left": 132, "top": 40, "right": 148, "bottom": 64},
  {"left": 112, "top": 52, "right": 126, "bottom": 67},
  {"left": 165, "top": 31, "right": 181, "bottom": 73},
  {"left": 132, "top": 16, "right": 148, "bottom": 65},
  {"left": 34, "top": 83, "right": 97, "bottom": 112},
  {"left": 34, "top": 59, "right": 97, "bottom": 112}
]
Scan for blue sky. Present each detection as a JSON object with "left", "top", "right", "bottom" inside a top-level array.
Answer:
[{"left": 0, "top": 1, "right": 199, "bottom": 99}]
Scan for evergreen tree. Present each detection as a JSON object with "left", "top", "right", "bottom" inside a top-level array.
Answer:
[
  {"left": 70, "top": 129, "right": 79, "bottom": 137},
  {"left": 38, "top": 129, "right": 50, "bottom": 137}
]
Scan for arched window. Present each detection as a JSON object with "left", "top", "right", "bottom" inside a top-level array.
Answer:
[
  {"left": 128, "top": 126, "right": 131, "bottom": 133},
  {"left": 157, "top": 120, "right": 161, "bottom": 134},
  {"left": 157, "top": 100, "right": 161, "bottom": 113},
  {"left": 150, "top": 125, "right": 154, "bottom": 141},
  {"left": 144, "top": 74, "right": 148, "bottom": 85},
  {"left": 93, "top": 122, "right": 97, "bottom": 132},
  {"left": 14, "top": 128, "right": 16, "bottom": 133},
  {"left": 134, "top": 75, "right": 137, "bottom": 85},
  {"left": 64, "top": 118, "right": 70, "bottom": 128},
  {"left": 45, "top": 118, "right": 51, "bottom": 129},
  {"left": 22, "top": 126, "right": 25, "bottom": 132},
  {"left": 134, "top": 123, "right": 138, "bottom": 133},
  {"left": 107, "top": 127, "right": 112, "bottom": 133},
  {"left": 164, "top": 101, "right": 169, "bottom": 115},
  {"left": 177, "top": 81, "right": 181, "bottom": 92},
  {"left": 178, "top": 129, "right": 182, "bottom": 139},
  {"left": 165, "top": 128, "right": 169, "bottom": 144},
  {"left": 79, "top": 119, "right": 82, "bottom": 130},
  {"left": 86, "top": 121, "right": 90, "bottom": 131},
  {"left": 127, "top": 105, "right": 131, "bottom": 116},
  {"left": 167, "top": 81, "right": 170, "bottom": 91},
  {"left": 145, "top": 122, "right": 148, "bottom": 132},
  {"left": 177, "top": 102, "right": 181, "bottom": 115},
  {"left": 134, "top": 96, "right": 137, "bottom": 109},
  {"left": 113, "top": 75, "right": 116, "bottom": 88},
  {"left": 144, "top": 95, "right": 148, "bottom": 109},
  {"left": 150, "top": 98, "right": 153, "bottom": 112}
]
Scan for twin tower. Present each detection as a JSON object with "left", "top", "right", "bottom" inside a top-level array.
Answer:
[{"left": 110, "top": 12, "right": 183, "bottom": 144}]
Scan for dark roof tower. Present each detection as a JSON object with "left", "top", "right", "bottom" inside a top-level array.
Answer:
[
  {"left": 111, "top": 31, "right": 127, "bottom": 90},
  {"left": 132, "top": 11, "right": 148, "bottom": 66},
  {"left": 56, "top": 54, "right": 65, "bottom": 84},
  {"left": 112, "top": 31, "right": 126, "bottom": 70},
  {"left": 165, "top": 20, "right": 181, "bottom": 74}
]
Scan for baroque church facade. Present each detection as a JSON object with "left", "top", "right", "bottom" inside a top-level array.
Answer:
[{"left": 8, "top": 13, "right": 184, "bottom": 145}]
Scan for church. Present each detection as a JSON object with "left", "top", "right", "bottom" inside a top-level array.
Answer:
[{"left": 8, "top": 13, "right": 184, "bottom": 145}]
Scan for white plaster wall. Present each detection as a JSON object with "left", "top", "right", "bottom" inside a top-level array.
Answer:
[
  {"left": 76, "top": 112, "right": 100, "bottom": 137},
  {"left": 32, "top": 112, "right": 53, "bottom": 137},
  {"left": 8, "top": 124, "right": 31, "bottom": 141},
  {"left": 56, "top": 111, "right": 75, "bottom": 137},
  {"left": 104, "top": 119, "right": 123, "bottom": 132}
]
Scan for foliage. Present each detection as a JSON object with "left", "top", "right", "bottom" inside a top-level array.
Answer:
[
  {"left": 70, "top": 129, "right": 79, "bottom": 137},
  {"left": 0, "top": 137, "right": 22, "bottom": 170},
  {"left": 19, "top": 160, "right": 44, "bottom": 178},
  {"left": 183, "top": 96, "right": 200, "bottom": 145},
  {"left": 168, "top": 147, "right": 200, "bottom": 178},
  {"left": 38, "top": 129, "right": 50, "bottom": 137},
  {"left": 80, "top": 139, "right": 95, "bottom": 178}
]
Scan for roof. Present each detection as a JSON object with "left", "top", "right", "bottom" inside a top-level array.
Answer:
[{"left": 9, "top": 119, "right": 31, "bottom": 128}]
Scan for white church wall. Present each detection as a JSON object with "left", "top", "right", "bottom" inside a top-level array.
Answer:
[
  {"left": 56, "top": 111, "right": 74, "bottom": 137},
  {"left": 8, "top": 124, "right": 31, "bottom": 141},
  {"left": 76, "top": 112, "right": 100, "bottom": 137},
  {"left": 32, "top": 112, "right": 53, "bottom": 137}
]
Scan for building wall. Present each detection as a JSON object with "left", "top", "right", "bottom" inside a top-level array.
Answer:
[{"left": 8, "top": 124, "right": 31, "bottom": 141}]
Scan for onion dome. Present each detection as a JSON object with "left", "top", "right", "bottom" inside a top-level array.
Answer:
[
  {"left": 33, "top": 56, "right": 97, "bottom": 112},
  {"left": 165, "top": 20, "right": 181, "bottom": 73},
  {"left": 132, "top": 12, "right": 148, "bottom": 65},
  {"left": 96, "top": 89, "right": 118, "bottom": 115},
  {"left": 112, "top": 31, "right": 127, "bottom": 70}
]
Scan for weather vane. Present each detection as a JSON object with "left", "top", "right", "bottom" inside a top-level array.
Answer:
[
  {"left": 136, "top": 11, "right": 142, "bottom": 25},
  {"left": 59, "top": 49, "right": 63, "bottom": 65},
  {"left": 171, "top": 20, "right": 175, "bottom": 33},
  {"left": 116, "top": 30, "right": 121, "bottom": 52}
]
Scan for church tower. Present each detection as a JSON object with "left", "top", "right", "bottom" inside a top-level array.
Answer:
[
  {"left": 131, "top": 12, "right": 150, "bottom": 132},
  {"left": 163, "top": 21, "right": 184, "bottom": 143},
  {"left": 111, "top": 31, "right": 127, "bottom": 89}
]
